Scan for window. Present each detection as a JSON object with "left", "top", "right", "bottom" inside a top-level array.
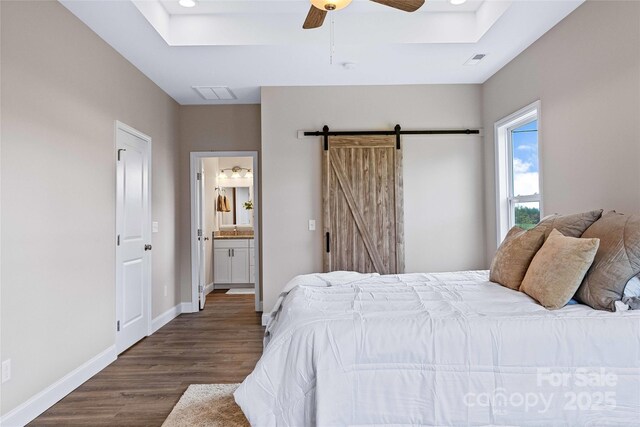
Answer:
[{"left": 495, "top": 101, "right": 542, "bottom": 244}]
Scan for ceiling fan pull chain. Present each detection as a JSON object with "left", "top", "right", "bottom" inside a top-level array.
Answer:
[{"left": 330, "top": 16, "right": 335, "bottom": 65}]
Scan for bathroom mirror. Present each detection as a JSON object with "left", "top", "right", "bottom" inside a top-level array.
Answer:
[{"left": 218, "top": 186, "right": 253, "bottom": 227}]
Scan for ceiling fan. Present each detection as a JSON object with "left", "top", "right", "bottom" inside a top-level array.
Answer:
[{"left": 303, "top": 0, "right": 425, "bottom": 29}]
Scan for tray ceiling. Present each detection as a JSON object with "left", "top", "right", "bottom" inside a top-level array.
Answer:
[{"left": 60, "top": 0, "right": 584, "bottom": 104}]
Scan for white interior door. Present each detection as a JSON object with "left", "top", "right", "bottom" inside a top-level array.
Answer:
[
  {"left": 116, "top": 122, "right": 152, "bottom": 355},
  {"left": 196, "top": 162, "right": 207, "bottom": 310}
]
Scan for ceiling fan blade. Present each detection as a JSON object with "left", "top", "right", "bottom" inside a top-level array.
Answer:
[
  {"left": 369, "top": 0, "right": 425, "bottom": 12},
  {"left": 303, "top": 5, "right": 327, "bottom": 29}
]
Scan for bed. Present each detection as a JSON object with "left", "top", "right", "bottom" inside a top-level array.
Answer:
[{"left": 234, "top": 270, "right": 640, "bottom": 426}]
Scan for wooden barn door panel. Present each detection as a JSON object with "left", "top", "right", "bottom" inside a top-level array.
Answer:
[{"left": 323, "top": 136, "right": 404, "bottom": 274}]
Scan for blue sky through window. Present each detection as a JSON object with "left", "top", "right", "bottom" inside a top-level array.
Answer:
[{"left": 511, "top": 120, "right": 539, "bottom": 196}]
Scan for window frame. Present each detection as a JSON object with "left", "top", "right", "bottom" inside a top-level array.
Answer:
[{"left": 494, "top": 101, "right": 543, "bottom": 245}]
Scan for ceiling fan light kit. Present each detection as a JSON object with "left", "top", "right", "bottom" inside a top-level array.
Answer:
[
  {"left": 304, "top": 0, "right": 425, "bottom": 29},
  {"left": 311, "top": 0, "right": 353, "bottom": 11}
]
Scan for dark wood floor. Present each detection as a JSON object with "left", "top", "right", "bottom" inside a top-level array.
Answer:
[{"left": 30, "top": 291, "right": 264, "bottom": 426}]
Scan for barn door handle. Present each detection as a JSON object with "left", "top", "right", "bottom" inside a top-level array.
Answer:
[{"left": 325, "top": 232, "right": 330, "bottom": 253}]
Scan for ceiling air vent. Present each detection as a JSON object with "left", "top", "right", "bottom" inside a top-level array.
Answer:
[
  {"left": 464, "top": 54, "right": 486, "bottom": 66},
  {"left": 192, "top": 86, "right": 237, "bottom": 100}
]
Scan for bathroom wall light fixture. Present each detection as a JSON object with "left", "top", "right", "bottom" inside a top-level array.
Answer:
[{"left": 218, "top": 166, "right": 252, "bottom": 179}]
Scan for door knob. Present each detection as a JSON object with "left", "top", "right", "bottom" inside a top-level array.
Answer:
[
  {"left": 204, "top": 237, "right": 210, "bottom": 241},
  {"left": 144, "top": 244, "right": 152, "bottom": 251}
]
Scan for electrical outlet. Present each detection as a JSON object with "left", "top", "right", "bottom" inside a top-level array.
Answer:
[
  {"left": 164, "top": 285, "right": 168, "bottom": 297},
  {"left": 308, "top": 220, "right": 316, "bottom": 231},
  {"left": 2, "top": 359, "right": 11, "bottom": 383},
  {"left": 152, "top": 221, "right": 159, "bottom": 233}
]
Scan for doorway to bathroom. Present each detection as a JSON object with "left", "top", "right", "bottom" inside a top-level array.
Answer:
[{"left": 190, "top": 151, "right": 260, "bottom": 312}]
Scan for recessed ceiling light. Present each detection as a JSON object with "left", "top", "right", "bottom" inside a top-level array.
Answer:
[
  {"left": 450, "top": 0, "right": 467, "bottom": 5},
  {"left": 178, "top": 0, "right": 196, "bottom": 8}
]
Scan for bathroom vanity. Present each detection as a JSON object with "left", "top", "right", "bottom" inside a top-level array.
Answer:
[{"left": 213, "top": 237, "right": 255, "bottom": 286}]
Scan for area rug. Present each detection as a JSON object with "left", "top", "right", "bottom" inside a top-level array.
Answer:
[
  {"left": 162, "top": 384, "right": 249, "bottom": 427},
  {"left": 226, "top": 288, "right": 255, "bottom": 295}
]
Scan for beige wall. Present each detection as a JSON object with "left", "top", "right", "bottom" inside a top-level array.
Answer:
[
  {"left": 261, "top": 85, "right": 485, "bottom": 311},
  {"left": 0, "top": 0, "right": 180, "bottom": 416},
  {"left": 482, "top": 0, "right": 640, "bottom": 258},
  {"left": 178, "top": 106, "right": 261, "bottom": 302},
  {"left": 4, "top": 0, "right": 638, "bottom": 420}
]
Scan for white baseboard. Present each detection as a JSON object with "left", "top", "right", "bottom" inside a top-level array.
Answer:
[
  {"left": 181, "top": 302, "right": 196, "bottom": 313},
  {"left": 261, "top": 312, "right": 271, "bottom": 327},
  {"left": 204, "top": 282, "right": 214, "bottom": 295},
  {"left": 0, "top": 345, "right": 117, "bottom": 427},
  {"left": 151, "top": 303, "right": 183, "bottom": 334},
  {"left": 213, "top": 283, "right": 254, "bottom": 290},
  {"left": 2, "top": 300, "right": 196, "bottom": 427}
]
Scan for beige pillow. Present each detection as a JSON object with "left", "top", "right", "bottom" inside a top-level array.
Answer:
[
  {"left": 490, "top": 226, "right": 545, "bottom": 290},
  {"left": 533, "top": 209, "right": 603, "bottom": 239},
  {"left": 521, "top": 229, "right": 600, "bottom": 310},
  {"left": 575, "top": 211, "right": 640, "bottom": 311}
]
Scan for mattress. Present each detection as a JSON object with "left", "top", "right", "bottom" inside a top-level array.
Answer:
[{"left": 235, "top": 270, "right": 640, "bottom": 426}]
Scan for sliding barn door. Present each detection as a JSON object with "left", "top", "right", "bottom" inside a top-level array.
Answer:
[{"left": 323, "top": 135, "right": 404, "bottom": 274}]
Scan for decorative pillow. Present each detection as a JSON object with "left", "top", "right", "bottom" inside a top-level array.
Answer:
[
  {"left": 624, "top": 275, "right": 640, "bottom": 298},
  {"left": 533, "top": 209, "right": 603, "bottom": 239},
  {"left": 521, "top": 229, "right": 600, "bottom": 310},
  {"left": 490, "top": 226, "right": 545, "bottom": 290},
  {"left": 575, "top": 211, "right": 640, "bottom": 311}
]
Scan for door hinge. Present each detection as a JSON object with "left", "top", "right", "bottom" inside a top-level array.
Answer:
[
  {"left": 196, "top": 172, "right": 202, "bottom": 181},
  {"left": 117, "top": 235, "right": 120, "bottom": 246},
  {"left": 117, "top": 148, "right": 126, "bottom": 161},
  {"left": 198, "top": 285, "right": 204, "bottom": 293},
  {"left": 197, "top": 229, "right": 203, "bottom": 237},
  {"left": 116, "top": 320, "right": 120, "bottom": 332}
]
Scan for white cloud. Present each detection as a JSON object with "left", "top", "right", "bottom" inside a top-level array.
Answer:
[
  {"left": 513, "top": 158, "right": 532, "bottom": 174},
  {"left": 514, "top": 172, "right": 539, "bottom": 196},
  {"left": 517, "top": 145, "right": 535, "bottom": 152}
]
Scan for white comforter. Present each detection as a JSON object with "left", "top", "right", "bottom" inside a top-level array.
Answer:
[{"left": 235, "top": 271, "right": 640, "bottom": 426}]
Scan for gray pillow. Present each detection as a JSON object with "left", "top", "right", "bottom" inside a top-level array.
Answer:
[
  {"left": 575, "top": 211, "right": 640, "bottom": 311},
  {"left": 534, "top": 209, "right": 603, "bottom": 239}
]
